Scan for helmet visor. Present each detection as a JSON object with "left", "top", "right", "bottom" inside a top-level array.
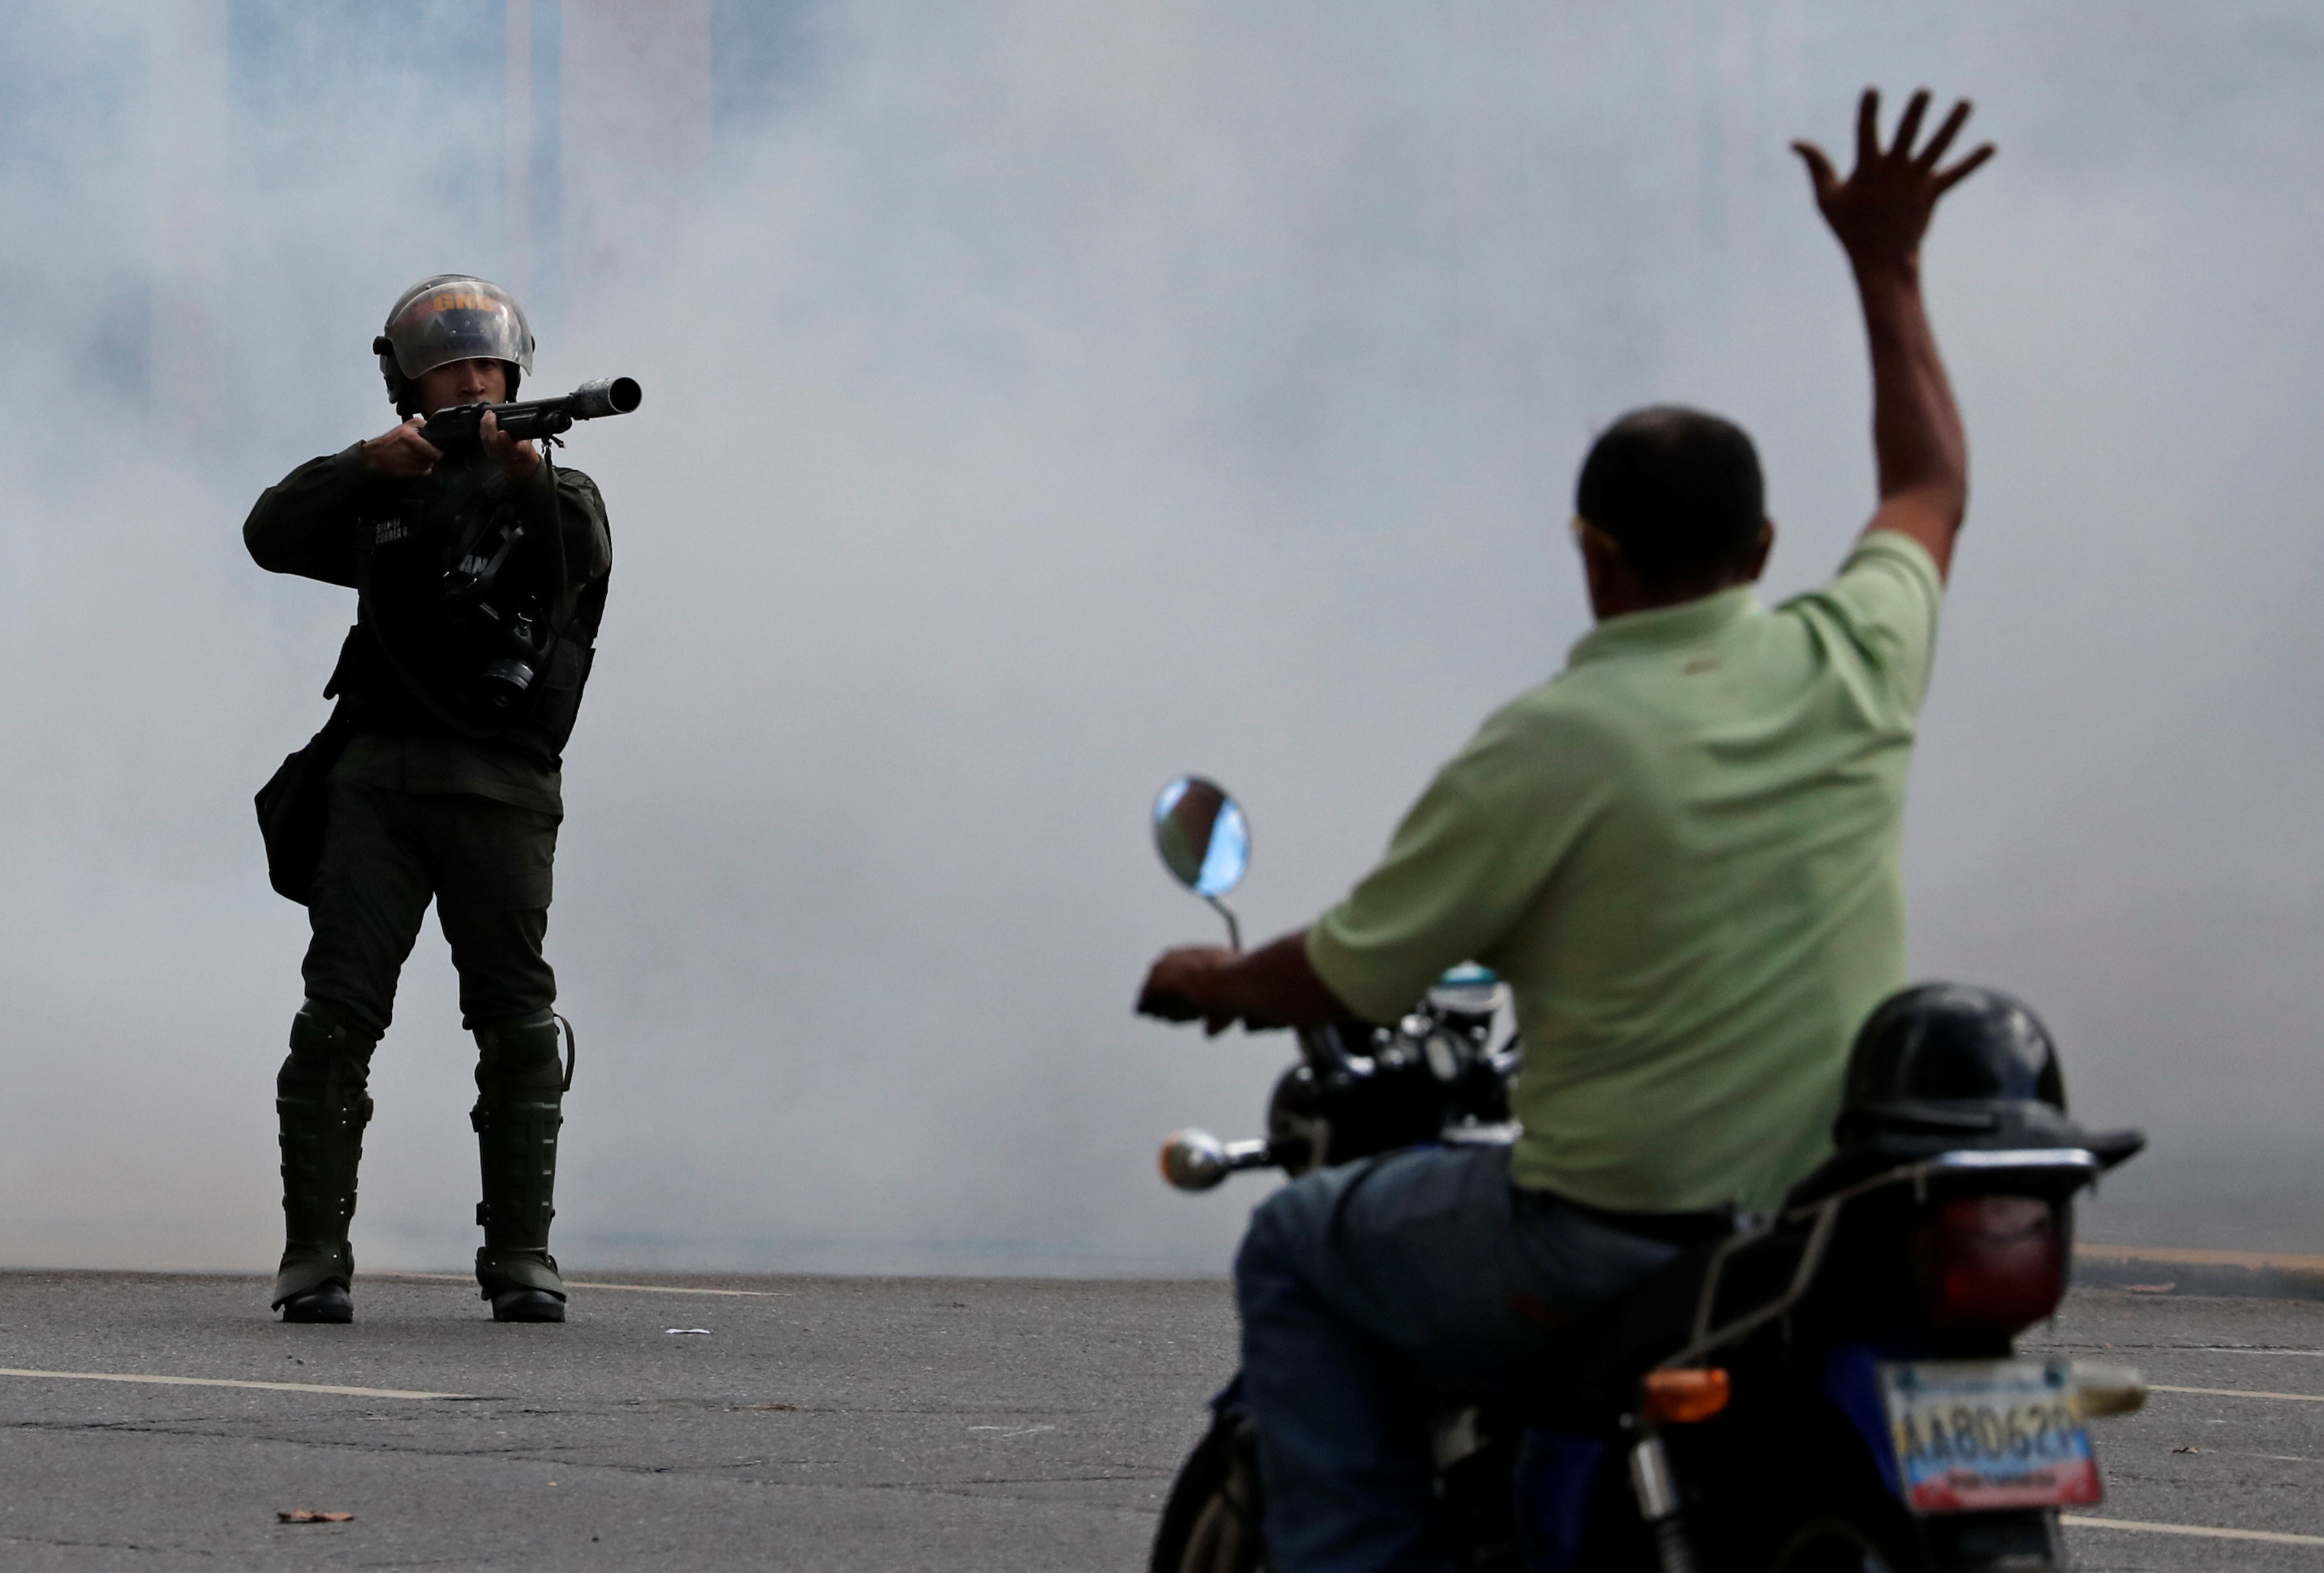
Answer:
[{"left": 381, "top": 276, "right": 534, "bottom": 381}]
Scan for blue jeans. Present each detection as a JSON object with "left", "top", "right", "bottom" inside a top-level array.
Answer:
[{"left": 1233, "top": 1144, "right": 1679, "bottom": 1573}]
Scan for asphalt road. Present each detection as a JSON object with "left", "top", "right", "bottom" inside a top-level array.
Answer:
[
  {"left": 0, "top": 1270, "right": 1236, "bottom": 1571},
  {"left": 2023, "top": 1288, "right": 2324, "bottom": 1570},
  {"left": 0, "top": 1270, "right": 2320, "bottom": 1569}
]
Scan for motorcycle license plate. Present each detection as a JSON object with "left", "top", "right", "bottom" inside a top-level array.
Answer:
[{"left": 1877, "top": 1360, "right": 2102, "bottom": 1514}]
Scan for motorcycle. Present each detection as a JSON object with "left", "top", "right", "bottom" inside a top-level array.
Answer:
[{"left": 1142, "top": 774, "right": 2148, "bottom": 1573}]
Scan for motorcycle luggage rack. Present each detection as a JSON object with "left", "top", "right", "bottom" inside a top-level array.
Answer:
[{"left": 1655, "top": 1148, "right": 2101, "bottom": 1374}]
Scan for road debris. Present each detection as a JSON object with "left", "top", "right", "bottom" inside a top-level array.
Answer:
[
  {"left": 277, "top": 1509, "right": 355, "bottom": 1523},
  {"left": 2126, "top": 1283, "right": 2178, "bottom": 1295},
  {"left": 665, "top": 1328, "right": 711, "bottom": 1336}
]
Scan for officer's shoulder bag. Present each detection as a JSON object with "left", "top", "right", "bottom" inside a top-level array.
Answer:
[
  {"left": 255, "top": 627, "right": 364, "bottom": 905},
  {"left": 255, "top": 704, "right": 355, "bottom": 905}
]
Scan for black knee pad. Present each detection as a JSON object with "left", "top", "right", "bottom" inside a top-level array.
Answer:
[
  {"left": 279, "top": 1000, "right": 379, "bottom": 1096},
  {"left": 473, "top": 1009, "right": 568, "bottom": 1095}
]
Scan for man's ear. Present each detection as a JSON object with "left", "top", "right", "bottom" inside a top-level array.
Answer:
[
  {"left": 1572, "top": 516, "right": 1634, "bottom": 619},
  {"left": 1572, "top": 516, "right": 1623, "bottom": 566},
  {"left": 1742, "top": 519, "right": 1776, "bottom": 582}
]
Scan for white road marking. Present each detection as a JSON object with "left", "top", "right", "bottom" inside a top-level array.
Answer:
[
  {"left": 362, "top": 1272, "right": 791, "bottom": 1297},
  {"left": 2037, "top": 1344, "right": 2324, "bottom": 1357},
  {"left": 2152, "top": 1383, "right": 2324, "bottom": 1404},
  {"left": 0, "top": 1367, "right": 469, "bottom": 1400},
  {"left": 2065, "top": 1514, "right": 2324, "bottom": 1547},
  {"left": 2217, "top": 1451, "right": 2324, "bottom": 1465}
]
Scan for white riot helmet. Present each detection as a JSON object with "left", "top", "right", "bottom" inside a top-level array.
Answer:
[{"left": 373, "top": 275, "right": 535, "bottom": 414}]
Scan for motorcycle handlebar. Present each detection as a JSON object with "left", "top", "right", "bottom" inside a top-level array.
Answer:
[{"left": 1158, "top": 1129, "right": 1279, "bottom": 1192}]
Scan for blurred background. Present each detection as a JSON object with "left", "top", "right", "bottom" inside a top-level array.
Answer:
[{"left": 2, "top": 2, "right": 2321, "bottom": 1277}]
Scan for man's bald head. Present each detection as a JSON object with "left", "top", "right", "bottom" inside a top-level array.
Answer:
[{"left": 1576, "top": 407, "right": 1767, "bottom": 592}]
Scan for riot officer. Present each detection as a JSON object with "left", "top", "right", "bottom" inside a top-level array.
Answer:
[{"left": 245, "top": 276, "right": 613, "bottom": 1324}]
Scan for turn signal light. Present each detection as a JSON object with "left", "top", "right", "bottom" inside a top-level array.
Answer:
[
  {"left": 2070, "top": 1361, "right": 2148, "bottom": 1418},
  {"left": 1641, "top": 1367, "right": 1731, "bottom": 1425},
  {"left": 1916, "top": 1196, "right": 2066, "bottom": 1332}
]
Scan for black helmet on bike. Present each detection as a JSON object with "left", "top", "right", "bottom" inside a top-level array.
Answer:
[
  {"left": 1845, "top": 983, "right": 2064, "bottom": 1122},
  {"left": 1831, "top": 983, "right": 2141, "bottom": 1167}
]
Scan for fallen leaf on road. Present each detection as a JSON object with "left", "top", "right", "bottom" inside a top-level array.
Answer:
[
  {"left": 277, "top": 1510, "right": 355, "bottom": 1523},
  {"left": 2173, "top": 1446, "right": 2200, "bottom": 1454},
  {"left": 665, "top": 1328, "right": 712, "bottom": 1336},
  {"left": 2126, "top": 1283, "right": 2177, "bottom": 1295}
]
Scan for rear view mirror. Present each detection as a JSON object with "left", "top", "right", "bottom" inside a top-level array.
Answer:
[
  {"left": 1153, "top": 775, "right": 1249, "bottom": 897},
  {"left": 1153, "top": 774, "right": 1249, "bottom": 950}
]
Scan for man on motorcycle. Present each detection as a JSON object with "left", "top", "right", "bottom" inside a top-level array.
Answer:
[{"left": 1139, "top": 89, "right": 1991, "bottom": 1571}]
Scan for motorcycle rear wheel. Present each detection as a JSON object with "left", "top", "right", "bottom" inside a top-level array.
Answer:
[
  {"left": 1150, "top": 1411, "right": 1266, "bottom": 1573},
  {"left": 1767, "top": 1516, "right": 1900, "bottom": 1573}
]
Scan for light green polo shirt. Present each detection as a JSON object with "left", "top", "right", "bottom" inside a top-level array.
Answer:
[{"left": 1306, "top": 531, "right": 1943, "bottom": 1215}]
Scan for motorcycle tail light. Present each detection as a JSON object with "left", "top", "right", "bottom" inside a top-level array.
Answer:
[
  {"left": 1916, "top": 1196, "right": 2065, "bottom": 1332},
  {"left": 1640, "top": 1367, "right": 1730, "bottom": 1425}
]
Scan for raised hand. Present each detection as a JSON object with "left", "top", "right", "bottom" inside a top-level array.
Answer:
[
  {"left": 1793, "top": 89, "right": 1993, "bottom": 274},
  {"left": 1794, "top": 89, "right": 1986, "bottom": 577}
]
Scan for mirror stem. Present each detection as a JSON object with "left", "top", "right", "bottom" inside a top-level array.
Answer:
[{"left": 1206, "top": 895, "right": 1243, "bottom": 953}]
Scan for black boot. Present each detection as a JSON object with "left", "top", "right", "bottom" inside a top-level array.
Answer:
[
  {"left": 273, "top": 1002, "right": 377, "bottom": 1322},
  {"left": 280, "top": 1281, "right": 353, "bottom": 1323},
  {"left": 473, "top": 1009, "right": 569, "bottom": 1322}
]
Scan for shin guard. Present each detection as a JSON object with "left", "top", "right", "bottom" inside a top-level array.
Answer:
[
  {"left": 472, "top": 1009, "right": 569, "bottom": 1299},
  {"left": 273, "top": 1002, "right": 377, "bottom": 1307}
]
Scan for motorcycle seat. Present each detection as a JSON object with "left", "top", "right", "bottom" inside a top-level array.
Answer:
[{"left": 1516, "top": 1223, "right": 1811, "bottom": 1430}]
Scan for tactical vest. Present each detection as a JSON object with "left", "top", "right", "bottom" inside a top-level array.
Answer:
[{"left": 324, "top": 457, "right": 607, "bottom": 771}]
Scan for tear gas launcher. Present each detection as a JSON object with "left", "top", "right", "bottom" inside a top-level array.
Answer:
[{"left": 420, "top": 376, "right": 642, "bottom": 454}]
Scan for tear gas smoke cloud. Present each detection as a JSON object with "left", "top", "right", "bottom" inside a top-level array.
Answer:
[{"left": 2, "top": 2, "right": 2322, "bottom": 1275}]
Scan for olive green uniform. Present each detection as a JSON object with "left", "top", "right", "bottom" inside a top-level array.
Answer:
[{"left": 246, "top": 442, "right": 612, "bottom": 1308}]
